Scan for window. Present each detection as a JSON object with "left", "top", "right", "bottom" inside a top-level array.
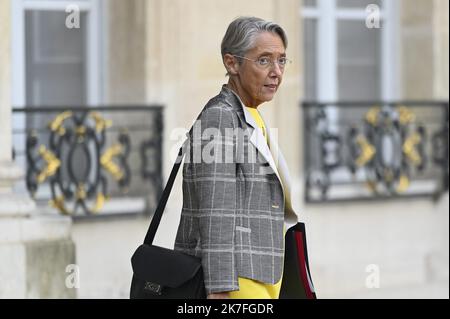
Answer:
[
  {"left": 11, "top": 1, "right": 159, "bottom": 217},
  {"left": 25, "top": 10, "right": 88, "bottom": 106},
  {"left": 11, "top": 0, "right": 104, "bottom": 199},
  {"left": 301, "top": 0, "right": 421, "bottom": 202},
  {"left": 12, "top": 0, "right": 103, "bottom": 107},
  {"left": 302, "top": 0, "right": 399, "bottom": 102}
]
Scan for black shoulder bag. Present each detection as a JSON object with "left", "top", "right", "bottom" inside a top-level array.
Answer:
[{"left": 130, "top": 144, "right": 206, "bottom": 299}]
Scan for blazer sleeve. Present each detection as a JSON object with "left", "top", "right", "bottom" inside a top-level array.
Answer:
[{"left": 189, "top": 105, "right": 239, "bottom": 294}]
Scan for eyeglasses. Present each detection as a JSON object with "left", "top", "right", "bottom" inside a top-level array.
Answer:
[{"left": 233, "top": 55, "right": 291, "bottom": 69}]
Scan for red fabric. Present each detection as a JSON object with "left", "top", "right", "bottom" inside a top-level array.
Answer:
[{"left": 295, "top": 231, "right": 314, "bottom": 299}]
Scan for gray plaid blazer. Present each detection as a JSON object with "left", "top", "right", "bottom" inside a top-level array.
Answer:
[{"left": 174, "top": 85, "right": 299, "bottom": 295}]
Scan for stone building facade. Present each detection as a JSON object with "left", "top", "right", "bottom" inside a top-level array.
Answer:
[{"left": 0, "top": 0, "right": 448, "bottom": 298}]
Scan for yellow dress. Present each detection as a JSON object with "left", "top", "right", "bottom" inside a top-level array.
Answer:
[{"left": 228, "top": 106, "right": 284, "bottom": 299}]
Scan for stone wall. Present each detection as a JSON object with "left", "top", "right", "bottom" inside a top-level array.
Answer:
[
  {"left": 433, "top": 0, "right": 449, "bottom": 100},
  {"left": 400, "top": 0, "right": 435, "bottom": 99},
  {"left": 0, "top": 0, "right": 12, "bottom": 163},
  {"left": 3, "top": 0, "right": 446, "bottom": 298},
  {"left": 106, "top": 0, "right": 147, "bottom": 104}
]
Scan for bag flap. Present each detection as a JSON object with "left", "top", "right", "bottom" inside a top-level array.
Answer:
[{"left": 131, "top": 244, "right": 202, "bottom": 288}]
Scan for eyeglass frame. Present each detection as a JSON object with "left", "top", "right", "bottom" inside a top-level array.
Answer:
[{"left": 232, "top": 54, "right": 292, "bottom": 69}]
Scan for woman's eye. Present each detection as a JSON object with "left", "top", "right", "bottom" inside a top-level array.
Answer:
[{"left": 258, "top": 57, "right": 270, "bottom": 65}]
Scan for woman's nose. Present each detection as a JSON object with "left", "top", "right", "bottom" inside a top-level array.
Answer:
[{"left": 269, "top": 62, "right": 283, "bottom": 76}]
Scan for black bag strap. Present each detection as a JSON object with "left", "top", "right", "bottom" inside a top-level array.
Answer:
[
  {"left": 143, "top": 138, "right": 189, "bottom": 245},
  {"left": 143, "top": 145, "right": 185, "bottom": 245}
]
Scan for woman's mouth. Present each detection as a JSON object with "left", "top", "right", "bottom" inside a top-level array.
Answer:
[{"left": 264, "top": 84, "right": 278, "bottom": 92}]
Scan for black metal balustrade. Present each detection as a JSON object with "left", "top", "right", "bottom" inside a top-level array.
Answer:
[
  {"left": 12, "top": 106, "right": 163, "bottom": 216},
  {"left": 302, "top": 101, "right": 449, "bottom": 203}
]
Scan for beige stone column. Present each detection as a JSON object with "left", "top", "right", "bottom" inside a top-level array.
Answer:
[
  {"left": 0, "top": 0, "right": 34, "bottom": 215},
  {"left": 0, "top": 0, "right": 11, "bottom": 164},
  {"left": 0, "top": 0, "right": 76, "bottom": 298},
  {"left": 433, "top": 0, "right": 449, "bottom": 100},
  {"left": 400, "top": 0, "right": 435, "bottom": 99},
  {"left": 431, "top": 0, "right": 449, "bottom": 288}
]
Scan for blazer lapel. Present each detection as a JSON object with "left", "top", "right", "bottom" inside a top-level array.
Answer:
[
  {"left": 266, "top": 126, "right": 300, "bottom": 226},
  {"left": 241, "top": 106, "right": 282, "bottom": 183}
]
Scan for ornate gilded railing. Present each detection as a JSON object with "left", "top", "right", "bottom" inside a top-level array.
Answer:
[
  {"left": 12, "top": 106, "right": 163, "bottom": 216},
  {"left": 302, "top": 101, "right": 448, "bottom": 203}
]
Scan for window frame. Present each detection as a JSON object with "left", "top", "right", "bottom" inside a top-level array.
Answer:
[
  {"left": 301, "top": 0, "right": 400, "bottom": 103},
  {"left": 11, "top": 0, "right": 104, "bottom": 108},
  {"left": 301, "top": 0, "right": 404, "bottom": 192},
  {"left": 10, "top": 0, "right": 133, "bottom": 216}
]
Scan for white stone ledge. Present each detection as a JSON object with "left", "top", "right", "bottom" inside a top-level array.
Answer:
[
  {"left": 0, "top": 193, "right": 35, "bottom": 216},
  {"left": 0, "top": 214, "right": 72, "bottom": 243}
]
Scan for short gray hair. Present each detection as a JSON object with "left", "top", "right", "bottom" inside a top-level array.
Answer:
[{"left": 221, "top": 16, "right": 288, "bottom": 61}]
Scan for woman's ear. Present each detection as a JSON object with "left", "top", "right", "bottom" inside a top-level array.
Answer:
[{"left": 223, "top": 54, "right": 239, "bottom": 76}]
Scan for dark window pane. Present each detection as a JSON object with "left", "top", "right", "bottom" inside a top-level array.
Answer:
[
  {"left": 337, "top": 20, "right": 381, "bottom": 101},
  {"left": 303, "top": 19, "right": 318, "bottom": 101}
]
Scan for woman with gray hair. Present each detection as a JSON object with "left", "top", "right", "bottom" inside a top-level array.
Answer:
[{"left": 174, "top": 16, "right": 299, "bottom": 299}]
